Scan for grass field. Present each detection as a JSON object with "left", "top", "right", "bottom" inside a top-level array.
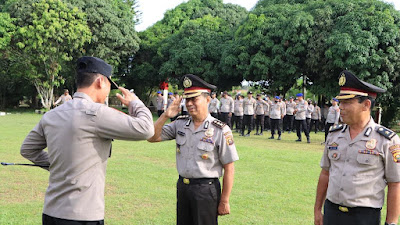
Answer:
[{"left": 0, "top": 113, "right": 390, "bottom": 224}]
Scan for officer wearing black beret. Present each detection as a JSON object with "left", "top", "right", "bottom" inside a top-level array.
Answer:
[
  {"left": 20, "top": 56, "right": 154, "bottom": 224},
  {"left": 314, "top": 70, "right": 400, "bottom": 225},
  {"left": 148, "top": 74, "right": 239, "bottom": 225}
]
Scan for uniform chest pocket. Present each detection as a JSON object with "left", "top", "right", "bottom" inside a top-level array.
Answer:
[
  {"left": 197, "top": 141, "right": 215, "bottom": 160},
  {"left": 356, "top": 153, "right": 378, "bottom": 165},
  {"left": 328, "top": 151, "right": 341, "bottom": 161},
  {"left": 176, "top": 135, "right": 186, "bottom": 146}
]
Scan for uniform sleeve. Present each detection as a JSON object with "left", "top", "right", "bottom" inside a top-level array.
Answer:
[
  {"left": 384, "top": 135, "right": 400, "bottom": 182},
  {"left": 334, "top": 108, "right": 340, "bottom": 124},
  {"left": 96, "top": 99, "right": 154, "bottom": 140},
  {"left": 20, "top": 120, "right": 50, "bottom": 169},
  {"left": 320, "top": 135, "right": 331, "bottom": 171},
  {"left": 230, "top": 98, "right": 234, "bottom": 113},
  {"left": 161, "top": 120, "right": 177, "bottom": 141},
  {"left": 217, "top": 126, "right": 239, "bottom": 165}
]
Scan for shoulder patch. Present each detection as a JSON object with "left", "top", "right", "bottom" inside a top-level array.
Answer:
[
  {"left": 376, "top": 127, "right": 396, "bottom": 140},
  {"left": 176, "top": 115, "right": 190, "bottom": 120},
  {"left": 329, "top": 124, "right": 344, "bottom": 133},
  {"left": 212, "top": 119, "right": 226, "bottom": 129}
]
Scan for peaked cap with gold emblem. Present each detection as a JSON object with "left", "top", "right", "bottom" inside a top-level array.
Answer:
[
  {"left": 181, "top": 74, "right": 217, "bottom": 98},
  {"left": 336, "top": 70, "right": 386, "bottom": 100}
]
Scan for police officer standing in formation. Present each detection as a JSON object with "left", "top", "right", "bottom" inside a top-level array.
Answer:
[
  {"left": 20, "top": 56, "right": 155, "bottom": 225},
  {"left": 285, "top": 96, "right": 296, "bottom": 133},
  {"left": 279, "top": 98, "right": 286, "bottom": 132},
  {"left": 219, "top": 91, "right": 234, "bottom": 128},
  {"left": 323, "top": 98, "right": 340, "bottom": 143},
  {"left": 242, "top": 91, "right": 257, "bottom": 137},
  {"left": 255, "top": 94, "right": 267, "bottom": 135},
  {"left": 306, "top": 99, "right": 314, "bottom": 133},
  {"left": 314, "top": 70, "right": 400, "bottom": 225},
  {"left": 209, "top": 92, "right": 220, "bottom": 119},
  {"left": 233, "top": 94, "right": 244, "bottom": 133},
  {"left": 148, "top": 74, "right": 239, "bottom": 225},
  {"left": 269, "top": 96, "right": 285, "bottom": 140},
  {"left": 264, "top": 96, "right": 272, "bottom": 131},
  {"left": 294, "top": 93, "right": 311, "bottom": 143},
  {"left": 311, "top": 101, "right": 321, "bottom": 134},
  {"left": 156, "top": 90, "right": 164, "bottom": 117}
]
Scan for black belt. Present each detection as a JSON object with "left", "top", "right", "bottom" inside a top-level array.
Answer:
[
  {"left": 326, "top": 199, "right": 381, "bottom": 213},
  {"left": 178, "top": 176, "right": 218, "bottom": 185}
]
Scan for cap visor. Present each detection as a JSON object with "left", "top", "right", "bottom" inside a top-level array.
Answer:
[
  {"left": 183, "top": 92, "right": 202, "bottom": 99},
  {"left": 108, "top": 78, "right": 119, "bottom": 89},
  {"left": 335, "top": 94, "right": 356, "bottom": 100}
]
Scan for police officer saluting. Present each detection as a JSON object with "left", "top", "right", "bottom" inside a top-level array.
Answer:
[
  {"left": 148, "top": 74, "right": 239, "bottom": 225},
  {"left": 20, "top": 56, "right": 155, "bottom": 224},
  {"left": 314, "top": 70, "right": 400, "bottom": 225}
]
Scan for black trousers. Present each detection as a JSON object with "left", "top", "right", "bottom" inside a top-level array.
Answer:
[
  {"left": 325, "top": 123, "right": 334, "bottom": 141},
  {"left": 264, "top": 116, "right": 270, "bottom": 130},
  {"left": 43, "top": 214, "right": 104, "bottom": 225},
  {"left": 220, "top": 112, "right": 232, "bottom": 128},
  {"left": 177, "top": 177, "right": 221, "bottom": 225},
  {"left": 233, "top": 115, "right": 243, "bottom": 131},
  {"left": 295, "top": 119, "right": 309, "bottom": 140},
  {"left": 306, "top": 118, "right": 312, "bottom": 133},
  {"left": 157, "top": 110, "right": 164, "bottom": 117},
  {"left": 311, "top": 119, "right": 319, "bottom": 133},
  {"left": 270, "top": 119, "right": 282, "bottom": 136},
  {"left": 242, "top": 114, "right": 254, "bottom": 134},
  {"left": 255, "top": 115, "right": 264, "bottom": 133},
  {"left": 323, "top": 199, "right": 381, "bottom": 225},
  {"left": 285, "top": 115, "right": 294, "bottom": 131}
]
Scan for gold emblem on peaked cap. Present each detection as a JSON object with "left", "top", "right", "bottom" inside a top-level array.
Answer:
[
  {"left": 339, "top": 73, "right": 346, "bottom": 86},
  {"left": 183, "top": 77, "right": 192, "bottom": 88}
]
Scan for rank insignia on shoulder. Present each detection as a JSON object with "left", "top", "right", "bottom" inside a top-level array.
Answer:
[
  {"left": 176, "top": 115, "right": 190, "bottom": 120},
  {"left": 212, "top": 119, "right": 226, "bottom": 129},
  {"left": 377, "top": 127, "right": 396, "bottom": 140},
  {"left": 329, "top": 124, "right": 344, "bottom": 132}
]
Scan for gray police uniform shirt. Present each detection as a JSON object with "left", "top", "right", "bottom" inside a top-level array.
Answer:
[
  {"left": 255, "top": 99, "right": 267, "bottom": 115},
  {"left": 320, "top": 118, "right": 400, "bottom": 208},
  {"left": 269, "top": 102, "right": 284, "bottom": 119},
  {"left": 234, "top": 99, "right": 244, "bottom": 116},
  {"left": 209, "top": 98, "right": 220, "bottom": 114},
  {"left": 220, "top": 97, "right": 234, "bottom": 113},
  {"left": 311, "top": 106, "right": 321, "bottom": 120},
  {"left": 326, "top": 105, "right": 340, "bottom": 124},
  {"left": 295, "top": 100, "right": 308, "bottom": 120},
  {"left": 286, "top": 102, "right": 296, "bottom": 115},
  {"left": 157, "top": 95, "right": 163, "bottom": 110},
  {"left": 306, "top": 104, "right": 314, "bottom": 119},
  {"left": 20, "top": 92, "right": 154, "bottom": 221},
  {"left": 243, "top": 97, "right": 256, "bottom": 115},
  {"left": 167, "top": 96, "right": 176, "bottom": 108},
  {"left": 161, "top": 114, "right": 239, "bottom": 178},
  {"left": 263, "top": 101, "right": 270, "bottom": 116}
]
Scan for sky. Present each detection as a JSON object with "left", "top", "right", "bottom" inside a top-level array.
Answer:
[{"left": 135, "top": 0, "right": 400, "bottom": 32}]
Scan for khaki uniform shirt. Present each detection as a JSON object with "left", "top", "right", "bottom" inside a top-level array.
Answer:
[
  {"left": 311, "top": 106, "right": 321, "bottom": 120},
  {"left": 263, "top": 102, "right": 270, "bottom": 116},
  {"left": 161, "top": 114, "right": 239, "bottom": 178},
  {"left": 326, "top": 105, "right": 340, "bottom": 124},
  {"left": 320, "top": 118, "right": 400, "bottom": 208},
  {"left": 255, "top": 100, "right": 267, "bottom": 115},
  {"left": 209, "top": 98, "right": 220, "bottom": 114},
  {"left": 295, "top": 100, "right": 308, "bottom": 120},
  {"left": 286, "top": 102, "right": 296, "bottom": 115},
  {"left": 234, "top": 99, "right": 244, "bottom": 116},
  {"left": 243, "top": 98, "right": 256, "bottom": 115},
  {"left": 157, "top": 96, "right": 163, "bottom": 110},
  {"left": 220, "top": 97, "right": 234, "bottom": 113},
  {"left": 306, "top": 104, "right": 314, "bottom": 119},
  {"left": 20, "top": 92, "right": 154, "bottom": 221},
  {"left": 269, "top": 102, "right": 284, "bottom": 119}
]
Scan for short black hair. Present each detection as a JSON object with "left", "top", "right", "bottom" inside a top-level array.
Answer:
[
  {"left": 357, "top": 96, "right": 375, "bottom": 110},
  {"left": 76, "top": 72, "right": 100, "bottom": 88}
]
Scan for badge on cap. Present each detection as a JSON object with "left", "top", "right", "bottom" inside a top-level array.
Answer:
[
  {"left": 338, "top": 73, "right": 346, "bottom": 86},
  {"left": 205, "top": 128, "right": 214, "bottom": 137},
  {"left": 365, "top": 139, "right": 377, "bottom": 150},
  {"left": 183, "top": 77, "right": 192, "bottom": 88}
]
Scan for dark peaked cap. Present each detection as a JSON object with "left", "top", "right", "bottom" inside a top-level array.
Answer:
[
  {"left": 181, "top": 74, "right": 216, "bottom": 99},
  {"left": 77, "top": 56, "right": 118, "bottom": 89},
  {"left": 336, "top": 70, "right": 385, "bottom": 100}
]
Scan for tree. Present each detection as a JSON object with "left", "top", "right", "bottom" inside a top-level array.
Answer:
[{"left": 8, "top": 0, "right": 91, "bottom": 110}]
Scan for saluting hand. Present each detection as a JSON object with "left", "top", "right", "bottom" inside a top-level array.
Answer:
[
  {"left": 164, "top": 96, "right": 182, "bottom": 119},
  {"left": 116, "top": 87, "right": 138, "bottom": 106},
  {"left": 218, "top": 201, "right": 230, "bottom": 216}
]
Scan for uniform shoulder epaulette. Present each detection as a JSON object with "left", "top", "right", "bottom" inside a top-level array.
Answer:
[
  {"left": 176, "top": 115, "right": 190, "bottom": 120},
  {"left": 376, "top": 126, "right": 396, "bottom": 140},
  {"left": 212, "top": 119, "right": 226, "bottom": 129},
  {"left": 329, "top": 124, "right": 344, "bottom": 133}
]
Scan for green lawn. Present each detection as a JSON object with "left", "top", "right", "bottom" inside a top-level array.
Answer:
[{"left": 0, "top": 113, "right": 389, "bottom": 224}]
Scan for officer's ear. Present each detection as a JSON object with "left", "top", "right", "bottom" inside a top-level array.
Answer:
[{"left": 362, "top": 99, "right": 372, "bottom": 111}]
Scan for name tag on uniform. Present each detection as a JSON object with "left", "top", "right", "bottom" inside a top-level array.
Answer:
[
  {"left": 177, "top": 131, "right": 185, "bottom": 136},
  {"left": 328, "top": 142, "right": 338, "bottom": 150}
]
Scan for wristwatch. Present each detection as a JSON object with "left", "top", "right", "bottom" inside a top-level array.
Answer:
[{"left": 385, "top": 222, "right": 397, "bottom": 225}]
